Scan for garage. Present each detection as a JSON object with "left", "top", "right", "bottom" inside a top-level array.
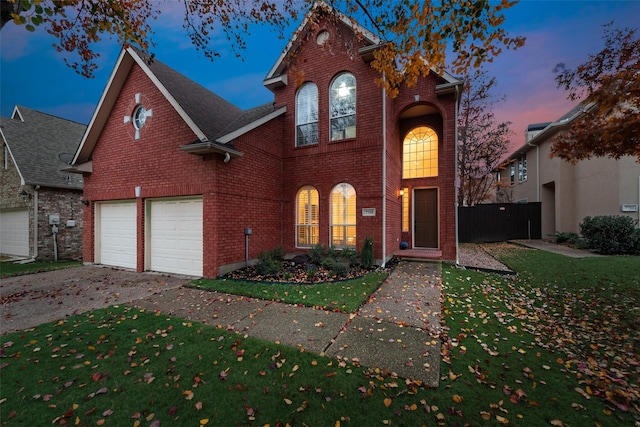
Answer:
[
  {"left": 148, "top": 198, "right": 203, "bottom": 276},
  {"left": 96, "top": 201, "right": 137, "bottom": 269},
  {"left": 0, "top": 208, "right": 29, "bottom": 257}
]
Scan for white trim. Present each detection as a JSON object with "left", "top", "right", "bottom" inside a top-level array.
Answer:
[
  {"left": 0, "top": 133, "right": 26, "bottom": 185},
  {"left": 216, "top": 106, "right": 287, "bottom": 144},
  {"left": 127, "top": 48, "right": 210, "bottom": 143},
  {"left": 10, "top": 106, "right": 24, "bottom": 122},
  {"left": 264, "top": 1, "right": 380, "bottom": 84},
  {"left": 72, "top": 49, "right": 131, "bottom": 165},
  {"left": 381, "top": 71, "right": 387, "bottom": 266}
]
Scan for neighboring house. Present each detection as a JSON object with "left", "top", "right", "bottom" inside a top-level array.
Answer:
[
  {"left": 67, "top": 4, "right": 462, "bottom": 278},
  {"left": 496, "top": 103, "right": 640, "bottom": 238},
  {"left": 1, "top": 106, "right": 85, "bottom": 260}
]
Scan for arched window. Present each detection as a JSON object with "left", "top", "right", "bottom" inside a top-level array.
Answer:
[
  {"left": 296, "top": 83, "right": 318, "bottom": 146},
  {"left": 296, "top": 186, "right": 319, "bottom": 247},
  {"left": 329, "top": 73, "right": 356, "bottom": 141},
  {"left": 402, "top": 126, "right": 438, "bottom": 179},
  {"left": 330, "top": 183, "right": 356, "bottom": 248}
]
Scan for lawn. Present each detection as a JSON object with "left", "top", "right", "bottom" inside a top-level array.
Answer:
[
  {"left": 1, "top": 244, "right": 638, "bottom": 426},
  {"left": 192, "top": 271, "right": 388, "bottom": 312},
  {"left": 0, "top": 260, "right": 81, "bottom": 278}
]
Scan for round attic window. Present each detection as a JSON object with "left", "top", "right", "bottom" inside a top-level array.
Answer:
[
  {"left": 316, "top": 30, "right": 329, "bottom": 45},
  {"left": 133, "top": 105, "right": 148, "bottom": 130}
]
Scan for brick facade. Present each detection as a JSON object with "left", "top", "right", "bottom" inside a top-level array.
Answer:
[{"left": 77, "top": 10, "right": 459, "bottom": 277}]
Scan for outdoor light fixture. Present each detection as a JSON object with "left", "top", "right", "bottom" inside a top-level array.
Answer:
[
  {"left": 81, "top": 199, "right": 89, "bottom": 206},
  {"left": 398, "top": 189, "right": 405, "bottom": 198}
]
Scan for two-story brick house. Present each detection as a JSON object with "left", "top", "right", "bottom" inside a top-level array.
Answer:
[{"left": 69, "top": 4, "right": 461, "bottom": 277}]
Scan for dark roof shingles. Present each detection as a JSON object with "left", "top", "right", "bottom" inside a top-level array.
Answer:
[{"left": 1, "top": 106, "right": 85, "bottom": 189}]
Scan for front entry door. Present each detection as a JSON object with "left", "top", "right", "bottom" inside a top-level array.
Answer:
[{"left": 414, "top": 188, "right": 438, "bottom": 248}]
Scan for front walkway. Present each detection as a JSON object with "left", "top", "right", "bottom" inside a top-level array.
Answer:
[{"left": 134, "top": 261, "right": 443, "bottom": 386}]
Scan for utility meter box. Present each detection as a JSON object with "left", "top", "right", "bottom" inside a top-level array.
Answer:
[{"left": 49, "top": 214, "right": 60, "bottom": 225}]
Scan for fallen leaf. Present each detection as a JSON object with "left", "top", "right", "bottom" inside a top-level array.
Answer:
[{"left": 383, "top": 398, "right": 392, "bottom": 407}]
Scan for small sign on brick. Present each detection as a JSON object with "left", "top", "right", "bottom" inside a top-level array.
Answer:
[{"left": 362, "top": 208, "right": 376, "bottom": 217}]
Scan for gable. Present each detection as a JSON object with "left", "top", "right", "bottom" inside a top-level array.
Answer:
[
  {"left": 72, "top": 48, "right": 246, "bottom": 167},
  {"left": 263, "top": 1, "right": 380, "bottom": 91},
  {"left": 1, "top": 106, "right": 85, "bottom": 189}
]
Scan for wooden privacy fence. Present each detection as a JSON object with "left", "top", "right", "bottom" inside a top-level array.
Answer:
[{"left": 458, "top": 202, "right": 541, "bottom": 243}]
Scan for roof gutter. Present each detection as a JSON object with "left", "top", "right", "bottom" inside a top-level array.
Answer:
[{"left": 179, "top": 141, "right": 244, "bottom": 158}]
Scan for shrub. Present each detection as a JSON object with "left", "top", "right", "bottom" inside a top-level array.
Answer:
[
  {"left": 338, "top": 248, "right": 358, "bottom": 265},
  {"left": 361, "top": 236, "right": 374, "bottom": 269},
  {"left": 555, "top": 231, "right": 588, "bottom": 249},
  {"left": 309, "top": 243, "right": 326, "bottom": 265},
  {"left": 256, "top": 249, "right": 282, "bottom": 276},
  {"left": 331, "top": 261, "right": 351, "bottom": 277},
  {"left": 271, "top": 246, "right": 285, "bottom": 261},
  {"left": 579, "top": 215, "right": 639, "bottom": 255}
]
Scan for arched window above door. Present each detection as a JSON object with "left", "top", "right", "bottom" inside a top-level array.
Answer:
[{"left": 402, "top": 126, "right": 438, "bottom": 179}]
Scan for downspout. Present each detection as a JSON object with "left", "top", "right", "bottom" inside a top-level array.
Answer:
[
  {"left": 33, "top": 185, "right": 39, "bottom": 259},
  {"left": 526, "top": 140, "right": 540, "bottom": 202},
  {"left": 454, "top": 85, "right": 460, "bottom": 266},
  {"left": 381, "top": 71, "right": 387, "bottom": 267}
]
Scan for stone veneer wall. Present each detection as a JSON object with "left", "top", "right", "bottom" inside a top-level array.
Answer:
[{"left": 37, "top": 188, "right": 84, "bottom": 261}]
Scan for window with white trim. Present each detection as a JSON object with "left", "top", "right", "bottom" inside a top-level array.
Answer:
[
  {"left": 296, "top": 186, "right": 319, "bottom": 247},
  {"left": 330, "top": 183, "right": 356, "bottom": 248},
  {"left": 296, "top": 83, "right": 318, "bottom": 146},
  {"left": 330, "top": 73, "right": 356, "bottom": 140}
]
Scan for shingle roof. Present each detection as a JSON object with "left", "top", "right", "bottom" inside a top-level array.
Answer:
[
  {"left": 216, "top": 103, "right": 282, "bottom": 140},
  {"left": 137, "top": 50, "right": 243, "bottom": 141},
  {"left": 1, "top": 106, "right": 85, "bottom": 189}
]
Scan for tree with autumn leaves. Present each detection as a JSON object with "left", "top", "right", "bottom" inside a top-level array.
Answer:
[
  {"left": 552, "top": 23, "right": 640, "bottom": 163},
  {"left": 2, "top": 0, "right": 525, "bottom": 95}
]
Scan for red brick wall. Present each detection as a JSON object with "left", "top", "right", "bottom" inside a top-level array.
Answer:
[
  {"left": 391, "top": 75, "right": 458, "bottom": 260},
  {"left": 273, "top": 19, "right": 386, "bottom": 258},
  {"left": 210, "top": 116, "right": 284, "bottom": 276}
]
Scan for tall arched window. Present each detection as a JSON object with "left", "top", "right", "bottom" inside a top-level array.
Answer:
[
  {"left": 296, "top": 83, "right": 318, "bottom": 146},
  {"left": 330, "top": 183, "right": 356, "bottom": 248},
  {"left": 402, "top": 126, "right": 438, "bottom": 179},
  {"left": 296, "top": 186, "right": 319, "bottom": 247},
  {"left": 330, "top": 73, "right": 356, "bottom": 141}
]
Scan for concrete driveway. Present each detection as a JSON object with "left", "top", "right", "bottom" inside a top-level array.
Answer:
[{"left": 0, "top": 265, "right": 191, "bottom": 335}]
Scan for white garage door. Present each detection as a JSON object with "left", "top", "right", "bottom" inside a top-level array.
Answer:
[
  {"left": 96, "top": 202, "right": 137, "bottom": 269},
  {"left": 0, "top": 209, "right": 29, "bottom": 257},
  {"left": 148, "top": 198, "right": 203, "bottom": 276}
]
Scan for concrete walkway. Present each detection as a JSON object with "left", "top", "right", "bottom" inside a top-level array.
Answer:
[
  {"left": 511, "top": 239, "right": 603, "bottom": 258},
  {"left": 134, "top": 261, "right": 442, "bottom": 386}
]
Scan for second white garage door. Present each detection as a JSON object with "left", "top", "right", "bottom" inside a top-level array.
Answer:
[{"left": 148, "top": 198, "right": 203, "bottom": 277}]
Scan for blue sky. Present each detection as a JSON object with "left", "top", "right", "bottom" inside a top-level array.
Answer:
[{"left": 1, "top": 1, "right": 638, "bottom": 152}]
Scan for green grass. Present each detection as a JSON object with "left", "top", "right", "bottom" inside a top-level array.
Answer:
[
  {"left": 0, "top": 260, "right": 81, "bottom": 278},
  {"left": 192, "top": 271, "right": 388, "bottom": 312},
  {"left": 1, "top": 244, "right": 638, "bottom": 426}
]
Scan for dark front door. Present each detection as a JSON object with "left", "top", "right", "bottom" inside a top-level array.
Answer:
[{"left": 414, "top": 188, "right": 438, "bottom": 248}]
